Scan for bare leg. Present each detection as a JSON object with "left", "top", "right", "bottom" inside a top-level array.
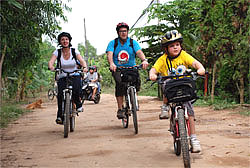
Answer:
[
  {"left": 189, "top": 116, "right": 195, "bottom": 135},
  {"left": 92, "top": 88, "right": 97, "bottom": 100},
  {"left": 116, "top": 96, "right": 123, "bottom": 109}
]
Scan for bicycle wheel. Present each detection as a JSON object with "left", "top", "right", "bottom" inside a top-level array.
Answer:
[
  {"left": 177, "top": 108, "right": 190, "bottom": 168},
  {"left": 170, "top": 114, "right": 181, "bottom": 156},
  {"left": 48, "top": 89, "right": 54, "bottom": 100},
  {"left": 64, "top": 92, "right": 70, "bottom": 138},
  {"left": 70, "top": 101, "right": 75, "bottom": 132},
  {"left": 129, "top": 88, "right": 138, "bottom": 134}
]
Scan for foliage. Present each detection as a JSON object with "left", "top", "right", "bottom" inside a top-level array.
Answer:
[
  {"left": 1, "top": 0, "right": 69, "bottom": 100},
  {"left": 131, "top": 0, "right": 249, "bottom": 104}
]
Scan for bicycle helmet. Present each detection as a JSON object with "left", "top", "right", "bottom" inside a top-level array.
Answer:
[
  {"left": 89, "top": 66, "right": 95, "bottom": 71},
  {"left": 116, "top": 22, "right": 129, "bottom": 33},
  {"left": 161, "top": 30, "right": 183, "bottom": 47},
  {"left": 57, "top": 32, "right": 72, "bottom": 47}
]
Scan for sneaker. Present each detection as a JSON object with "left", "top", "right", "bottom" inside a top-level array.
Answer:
[
  {"left": 159, "top": 104, "right": 170, "bottom": 119},
  {"left": 191, "top": 137, "right": 201, "bottom": 153},
  {"left": 55, "top": 117, "right": 63, "bottom": 124},
  {"left": 117, "top": 109, "right": 125, "bottom": 119},
  {"left": 77, "top": 107, "right": 83, "bottom": 112}
]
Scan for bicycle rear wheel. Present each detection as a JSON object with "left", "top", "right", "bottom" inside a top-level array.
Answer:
[
  {"left": 48, "top": 89, "right": 55, "bottom": 100},
  {"left": 178, "top": 109, "right": 190, "bottom": 168},
  {"left": 64, "top": 92, "right": 70, "bottom": 138},
  {"left": 129, "top": 88, "right": 138, "bottom": 134}
]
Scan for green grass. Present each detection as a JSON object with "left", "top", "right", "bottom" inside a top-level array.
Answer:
[{"left": 0, "top": 103, "right": 30, "bottom": 128}]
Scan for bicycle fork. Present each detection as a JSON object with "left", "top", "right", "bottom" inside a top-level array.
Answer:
[
  {"left": 127, "top": 86, "right": 139, "bottom": 111},
  {"left": 171, "top": 106, "right": 191, "bottom": 140}
]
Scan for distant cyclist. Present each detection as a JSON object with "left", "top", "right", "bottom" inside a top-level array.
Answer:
[
  {"left": 86, "top": 66, "right": 98, "bottom": 100},
  {"left": 106, "top": 22, "right": 149, "bottom": 119},
  {"left": 149, "top": 30, "right": 205, "bottom": 152},
  {"left": 48, "top": 32, "right": 88, "bottom": 124}
]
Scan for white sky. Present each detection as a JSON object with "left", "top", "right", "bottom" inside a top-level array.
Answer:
[{"left": 59, "top": 0, "right": 158, "bottom": 55}]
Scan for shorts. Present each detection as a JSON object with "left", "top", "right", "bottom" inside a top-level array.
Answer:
[
  {"left": 89, "top": 82, "right": 98, "bottom": 88},
  {"left": 112, "top": 71, "right": 141, "bottom": 97}
]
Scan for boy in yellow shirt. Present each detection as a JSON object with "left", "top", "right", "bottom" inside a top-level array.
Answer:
[{"left": 149, "top": 30, "right": 205, "bottom": 153}]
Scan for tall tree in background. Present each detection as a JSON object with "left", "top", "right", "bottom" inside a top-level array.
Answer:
[{"left": 0, "top": 0, "right": 70, "bottom": 101}]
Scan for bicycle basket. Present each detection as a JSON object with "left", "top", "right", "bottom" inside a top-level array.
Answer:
[
  {"left": 164, "top": 77, "right": 197, "bottom": 103},
  {"left": 120, "top": 69, "right": 139, "bottom": 83}
]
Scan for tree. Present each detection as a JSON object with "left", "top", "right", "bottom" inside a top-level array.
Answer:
[{"left": 0, "top": 0, "right": 70, "bottom": 100}]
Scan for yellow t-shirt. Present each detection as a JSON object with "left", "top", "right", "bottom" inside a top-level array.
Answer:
[{"left": 153, "top": 50, "right": 196, "bottom": 76}]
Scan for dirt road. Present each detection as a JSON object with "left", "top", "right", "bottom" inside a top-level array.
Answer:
[{"left": 1, "top": 94, "right": 249, "bottom": 168}]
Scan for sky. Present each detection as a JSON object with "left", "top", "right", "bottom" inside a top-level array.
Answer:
[{"left": 59, "top": 0, "right": 158, "bottom": 55}]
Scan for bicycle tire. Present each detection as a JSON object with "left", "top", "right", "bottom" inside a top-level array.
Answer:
[
  {"left": 64, "top": 92, "right": 70, "bottom": 138},
  {"left": 48, "top": 89, "right": 54, "bottom": 100},
  {"left": 70, "top": 101, "right": 75, "bottom": 132},
  {"left": 177, "top": 108, "right": 191, "bottom": 168},
  {"left": 129, "top": 88, "right": 138, "bottom": 134},
  {"left": 171, "top": 114, "right": 181, "bottom": 156}
]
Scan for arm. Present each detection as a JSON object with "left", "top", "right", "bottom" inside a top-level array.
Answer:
[
  {"left": 107, "top": 51, "right": 117, "bottom": 72},
  {"left": 48, "top": 54, "right": 57, "bottom": 71},
  {"left": 136, "top": 49, "right": 149, "bottom": 69},
  {"left": 76, "top": 54, "right": 88, "bottom": 72},
  {"left": 192, "top": 60, "right": 205, "bottom": 75},
  {"left": 149, "top": 67, "right": 158, "bottom": 81}
]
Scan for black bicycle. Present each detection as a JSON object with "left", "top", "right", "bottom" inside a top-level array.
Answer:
[
  {"left": 54, "top": 68, "right": 83, "bottom": 138},
  {"left": 151, "top": 71, "right": 203, "bottom": 168},
  {"left": 115, "top": 65, "right": 142, "bottom": 134}
]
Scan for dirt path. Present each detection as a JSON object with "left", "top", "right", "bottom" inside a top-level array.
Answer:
[{"left": 1, "top": 94, "right": 249, "bottom": 168}]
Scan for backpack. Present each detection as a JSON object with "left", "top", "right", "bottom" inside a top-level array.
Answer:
[
  {"left": 113, "top": 38, "right": 136, "bottom": 55},
  {"left": 56, "top": 48, "right": 82, "bottom": 68}
]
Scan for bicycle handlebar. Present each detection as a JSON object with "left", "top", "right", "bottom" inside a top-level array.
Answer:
[{"left": 109, "top": 64, "right": 143, "bottom": 72}]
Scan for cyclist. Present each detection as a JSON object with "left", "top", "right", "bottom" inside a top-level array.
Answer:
[
  {"left": 106, "top": 22, "right": 149, "bottom": 119},
  {"left": 93, "top": 65, "right": 102, "bottom": 93},
  {"left": 48, "top": 32, "right": 88, "bottom": 124},
  {"left": 149, "top": 30, "right": 205, "bottom": 153},
  {"left": 86, "top": 66, "right": 98, "bottom": 100}
]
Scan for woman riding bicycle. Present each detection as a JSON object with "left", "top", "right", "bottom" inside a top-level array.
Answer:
[
  {"left": 106, "top": 22, "right": 149, "bottom": 119},
  {"left": 149, "top": 30, "right": 205, "bottom": 153},
  {"left": 48, "top": 32, "right": 88, "bottom": 124}
]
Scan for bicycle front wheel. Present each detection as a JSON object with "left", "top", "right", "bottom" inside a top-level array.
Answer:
[
  {"left": 129, "top": 88, "right": 138, "bottom": 134},
  {"left": 178, "top": 108, "right": 190, "bottom": 168},
  {"left": 48, "top": 89, "right": 55, "bottom": 100},
  {"left": 64, "top": 92, "right": 70, "bottom": 138},
  {"left": 70, "top": 101, "right": 75, "bottom": 132}
]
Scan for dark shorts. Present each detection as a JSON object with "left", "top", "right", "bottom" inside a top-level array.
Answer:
[{"left": 112, "top": 71, "right": 141, "bottom": 97}]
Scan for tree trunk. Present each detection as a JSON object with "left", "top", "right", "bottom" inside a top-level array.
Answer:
[
  {"left": 211, "top": 62, "right": 217, "bottom": 103},
  {"left": 239, "top": 74, "right": 244, "bottom": 104},
  {"left": 0, "top": 44, "right": 7, "bottom": 104},
  {"left": 19, "top": 71, "right": 27, "bottom": 101}
]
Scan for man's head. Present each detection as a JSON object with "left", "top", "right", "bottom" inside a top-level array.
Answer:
[
  {"left": 161, "top": 30, "right": 183, "bottom": 57},
  {"left": 57, "top": 32, "right": 72, "bottom": 48},
  {"left": 116, "top": 22, "right": 129, "bottom": 41}
]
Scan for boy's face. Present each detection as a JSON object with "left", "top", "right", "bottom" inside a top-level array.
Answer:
[{"left": 166, "top": 41, "right": 181, "bottom": 57}]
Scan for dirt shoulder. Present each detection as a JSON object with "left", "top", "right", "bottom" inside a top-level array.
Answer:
[{"left": 1, "top": 94, "right": 249, "bottom": 167}]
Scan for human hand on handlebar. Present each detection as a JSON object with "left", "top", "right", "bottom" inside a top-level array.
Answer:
[{"left": 142, "top": 60, "right": 149, "bottom": 70}]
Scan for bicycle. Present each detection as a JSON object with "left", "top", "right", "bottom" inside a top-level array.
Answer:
[
  {"left": 150, "top": 70, "right": 203, "bottom": 168},
  {"left": 47, "top": 84, "right": 57, "bottom": 101},
  {"left": 54, "top": 68, "right": 83, "bottom": 138},
  {"left": 115, "top": 65, "right": 142, "bottom": 134}
]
